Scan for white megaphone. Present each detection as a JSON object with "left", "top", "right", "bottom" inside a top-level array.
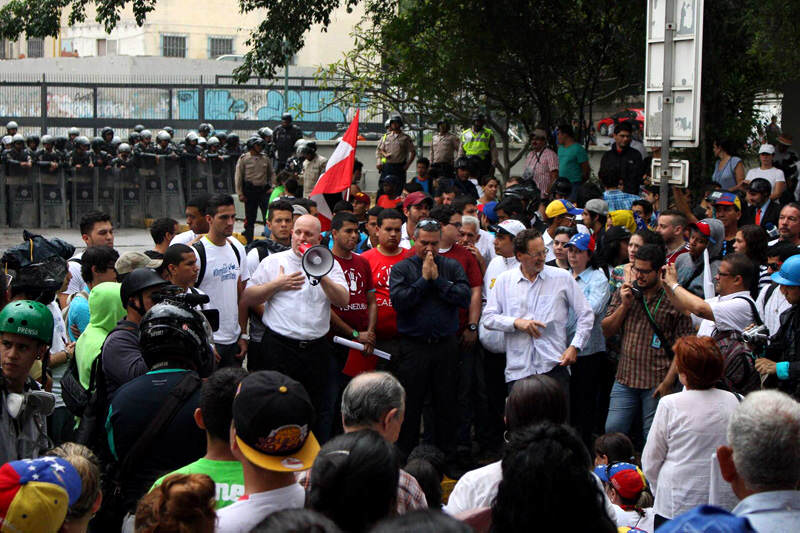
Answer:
[{"left": 299, "top": 242, "right": 334, "bottom": 285}]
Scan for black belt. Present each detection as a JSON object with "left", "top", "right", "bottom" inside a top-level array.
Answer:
[
  {"left": 403, "top": 334, "right": 452, "bottom": 345},
  {"left": 265, "top": 327, "right": 325, "bottom": 350}
]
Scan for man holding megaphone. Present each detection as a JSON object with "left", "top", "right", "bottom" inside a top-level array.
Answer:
[{"left": 243, "top": 214, "right": 349, "bottom": 435}]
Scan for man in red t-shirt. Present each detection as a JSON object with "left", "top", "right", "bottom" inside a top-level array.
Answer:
[
  {"left": 361, "top": 208, "right": 412, "bottom": 359},
  {"left": 320, "top": 212, "right": 378, "bottom": 442},
  {"left": 428, "top": 205, "right": 483, "bottom": 463}
]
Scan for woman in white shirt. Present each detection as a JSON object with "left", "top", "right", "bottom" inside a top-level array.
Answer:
[{"left": 641, "top": 336, "right": 740, "bottom": 529}]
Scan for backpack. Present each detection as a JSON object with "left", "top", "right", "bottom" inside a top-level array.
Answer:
[
  {"left": 244, "top": 238, "right": 290, "bottom": 263},
  {"left": 713, "top": 296, "right": 764, "bottom": 395},
  {"left": 193, "top": 237, "right": 241, "bottom": 286}
]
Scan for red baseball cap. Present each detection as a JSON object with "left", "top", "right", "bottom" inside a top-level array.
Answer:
[
  {"left": 403, "top": 191, "right": 433, "bottom": 210},
  {"left": 352, "top": 192, "right": 370, "bottom": 205}
]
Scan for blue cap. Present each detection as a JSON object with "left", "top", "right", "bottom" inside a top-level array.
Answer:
[
  {"left": 481, "top": 201, "right": 498, "bottom": 224},
  {"left": 563, "top": 232, "right": 595, "bottom": 252},
  {"left": 772, "top": 254, "right": 800, "bottom": 287},
  {"left": 655, "top": 505, "right": 756, "bottom": 532}
]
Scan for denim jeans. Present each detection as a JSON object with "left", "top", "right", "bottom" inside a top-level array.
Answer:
[{"left": 604, "top": 380, "right": 660, "bottom": 442}]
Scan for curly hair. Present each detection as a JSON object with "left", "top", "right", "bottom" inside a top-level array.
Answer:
[
  {"left": 491, "top": 422, "right": 616, "bottom": 533},
  {"left": 134, "top": 473, "right": 216, "bottom": 533},
  {"left": 47, "top": 442, "right": 101, "bottom": 520}
]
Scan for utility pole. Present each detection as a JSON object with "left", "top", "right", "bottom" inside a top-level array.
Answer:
[{"left": 659, "top": 0, "right": 675, "bottom": 213}]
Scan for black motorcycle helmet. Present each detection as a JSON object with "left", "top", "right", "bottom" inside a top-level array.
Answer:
[
  {"left": 551, "top": 177, "right": 573, "bottom": 199},
  {"left": 128, "top": 132, "right": 141, "bottom": 145},
  {"left": 91, "top": 137, "right": 104, "bottom": 150},
  {"left": 198, "top": 123, "right": 212, "bottom": 137},
  {"left": 133, "top": 124, "right": 145, "bottom": 133},
  {"left": 26, "top": 134, "right": 40, "bottom": 150},
  {"left": 139, "top": 301, "right": 215, "bottom": 378},
  {"left": 226, "top": 134, "right": 240, "bottom": 149},
  {"left": 101, "top": 126, "right": 114, "bottom": 140},
  {"left": 53, "top": 135, "right": 68, "bottom": 151},
  {"left": 120, "top": 268, "right": 169, "bottom": 315},
  {"left": 163, "top": 126, "right": 175, "bottom": 137},
  {"left": 505, "top": 181, "right": 542, "bottom": 212}
]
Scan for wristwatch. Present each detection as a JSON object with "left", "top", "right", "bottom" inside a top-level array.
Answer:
[
  {"left": 352, "top": 329, "right": 360, "bottom": 339},
  {"left": 468, "top": 323, "right": 478, "bottom": 332},
  {"left": 239, "top": 333, "right": 250, "bottom": 341}
]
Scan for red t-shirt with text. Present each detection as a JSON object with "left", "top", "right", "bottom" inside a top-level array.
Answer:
[
  {"left": 361, "top": 247, "right": 413, "bottom": 340},
  {"left": 332, "top": 253, "right": 374, "bottom": 332}
]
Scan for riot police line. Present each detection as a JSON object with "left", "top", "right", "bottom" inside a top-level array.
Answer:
[{"left": 0, "top": 124, "right": 245, "bottom": 229}]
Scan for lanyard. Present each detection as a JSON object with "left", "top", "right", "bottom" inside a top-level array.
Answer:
[{"left": 643, "top": 289, "right": 664, "bottom": 322}]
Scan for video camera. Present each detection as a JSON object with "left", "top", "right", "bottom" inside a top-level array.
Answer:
[{"left": 151, "top": 284, "right": 219, "bottom": 331}]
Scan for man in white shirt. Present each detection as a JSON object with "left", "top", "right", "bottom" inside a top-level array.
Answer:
[
  {"left": 483, "top": 228, "right": 593, "bottom": 395},
  {"left": 664, "top": 253, "right": 758, "bottom": 337},
  {"left": 60, "top": 210, "right": 115, "bottom": 306},
  {"left": 216, "top": 371, "right": 319, "bottom": 533},
  {"left": 243, "top": 214, "right": 348, "bottom": 433},
  {"left": 192, "top": 194, "right": 249, "bottom": 368},
  {"left": 399, "top": 191, "right": 432, "bottom": 249},
  {"left": 460, "top": 215, "right": 495, "bottom": 270},
  {"left": 171, "top": 193, "right": 211, "bottom": 245},
  {"left": 744, "top": 144, "right": 786, "bottom": 200}
]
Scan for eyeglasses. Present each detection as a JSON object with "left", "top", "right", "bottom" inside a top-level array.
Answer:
[
  {"left": 522, "top": 250, "right": 547, "bottom": 259},
  {"left": 716, "top": 271, "right": 735, "bottom": 277},
  {"left": 768, "top": 262, "right": 781, "bottom": 271},
  {"left": 417, "top": 219, "right": 441, "bottom": 231},
  {"left": 631, "top": 266, "right": 656, "bottom": 275}
]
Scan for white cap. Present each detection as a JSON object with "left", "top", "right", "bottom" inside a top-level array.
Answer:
[
  {"left": 492, "top": 219, "right": 526, "bottom": 237},
  {"left": 759, "top": 144, "right": 775, "bottom": 155}
]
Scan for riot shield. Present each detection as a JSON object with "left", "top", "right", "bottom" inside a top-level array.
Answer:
[
  {"left": 116, "top": 163, "right": 145, "bottom": 227},
  {"left": 0, "top": 162, "right": 6, "bottom": 227},
  {"left": 138, "top": 153, "right": 164, "bottom": 218},
  {"left": 206, "top": 154, "right": 233, "bottom": 195},
  {"left": 95, "top": 165, "right": 116, "bottom": 218},
  {"left": 162, "top": 157, "right": 185, "bottom": 219},
  {"left": 184, "top": 158, "right": 210, "bottom": 199},
  {"left": 36, "top": 163, "right": 68, "bottom": 229},
  {"left": 5, "top": 161, "right": 38, "bottom": 228},
  {"left": 70, "top": 164, "right": 96, "bottom": 228}
]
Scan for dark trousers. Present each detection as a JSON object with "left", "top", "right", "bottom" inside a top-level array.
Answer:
[
  {"left": 317, "top": 344, "right": 350, "bottom": 444},
  {"left": 481, "top": 349, "right": 507, "bottom": 449},
  {"left": 391, "top": 335, "right": 459, "bottom": 457},
  {"left": 570, "top": 352, "right": 606, "bottom": 450},
  {"left": 215, "top": 342, "right": 243, "bottom": 368},
  {"left": 379, "top": 162, "right": 406, "bottom": 182},
  {"left": 47, "top": 406, "right": 75, "bottom": 446},
  {"left": 246, "top": 336, "right": 268, "bottom": 372},
  {"left": 243, "top": 183, "right": 269, "bottom": 243},
  {"left": 431, "top": 162, "right": 455, "bottom": 180},
  {"left": 261, "top": 328, "right": 329, "bottom": 436}
]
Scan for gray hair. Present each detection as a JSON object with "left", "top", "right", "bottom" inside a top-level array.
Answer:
[
  {"left": 341, "top": 371, "right": 405, "bottom": 428},
  {"left": 728, "top": 390, "right": 800, "bottom": 491},
  {"left": 461, "top": 215, "right": 480, "bottom": 230}
]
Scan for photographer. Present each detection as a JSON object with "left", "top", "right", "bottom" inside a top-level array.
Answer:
[
  {"left": 663, "top": 253, "right": 759, "bottom": 337},
  {"left": 754, "top": 255, "right": 800, "bottom": 400},
  {"left": 601, "top": 244, "right": 693, "bottom": 440}
]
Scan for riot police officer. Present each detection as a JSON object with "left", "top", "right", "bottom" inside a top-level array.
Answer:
[
  {"left": 236, "top": 136, "right": 274, "bottom": 242},
  {"left": 38, "top": 135, "right": 60, "bottom": 172},
  {"left": 223, "top": 134, "right": 242, "bottom": 158},
  {"left": 198, "top": 123, "right": 212, "bottom": 139},
  {"left": 65, "top": 126, "right": 80, "bottom": 153},
  {"left": 6, "top": 134, "right": 32, "bottom": 169},
  {"left": 69, "top": 136, "right": 94, "bottom": 169},
  {"left": 26, "top": 134, "right": 41, "bottom": 156},
  {"left": 91, "top": 137, "right": 112, "bottom": 168},
  {"left": 258, "top": 126, "right": 276, "bottom": 161},
  {"left": 111, "top": 143, "right": 135, "bottom": 168},
  {"left": 5, "top": 120, "right": 18, "bottom": 137},
  {"left": 133, "top": 124, "right": 145, "bottom": 133},
  {"left": 272, "top": 113, "right": 303, "bottom": 171},
  {"left": 153, "top": 131, "right": 177, "bottom": 160},
  {"left": 300, "top": 140, "right": 327, "bottom": 196},
  {"left": 135, "top": 130, "right": 156, "bottom": 156},
  {"left": 100, "top": 126, "right": 116, "bottom": 154}
]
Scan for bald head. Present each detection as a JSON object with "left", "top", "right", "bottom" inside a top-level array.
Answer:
[
  {"left": 291, "top": 213, "right": 323, "bottom": 254},
  {"left": 341, "top": 371, "right": 405, "bottom": 434}
]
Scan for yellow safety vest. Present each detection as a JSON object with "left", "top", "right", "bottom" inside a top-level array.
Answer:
[{"left": 460, "top": 128, "right": 492, "bottom": 157}]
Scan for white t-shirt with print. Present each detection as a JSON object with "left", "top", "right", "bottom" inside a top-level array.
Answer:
[
  {"left": 745, "top": 167, "right": 785, "bottom": 193},
  {"left": 192, "top": 236, "right": 249, "bottom": 344},
  {"left": 216, "top": 483, "right": 305, "bottom": 533}
]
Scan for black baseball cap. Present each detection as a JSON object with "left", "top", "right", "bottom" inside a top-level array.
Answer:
[{"left": 232, "top": 371, "right": 320, "bottom": 472}]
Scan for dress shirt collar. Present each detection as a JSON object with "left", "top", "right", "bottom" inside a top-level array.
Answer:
[
  {"left": 718, "top": 290, "right": 751, "bottom": 302},
  {"left": 574, "top": 267, "right": 595, "bottom": 282},
  {"left": 733, "top": 490, "right": 800, "bottom": 515},
  {"left": 513, "top": 264, "right": 550, "bottom": 284}
]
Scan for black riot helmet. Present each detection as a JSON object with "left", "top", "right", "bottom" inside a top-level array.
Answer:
[
  {"left": 120, "top": 267, "right": 169, "bottom": 315},
  {"left": 226, "top": 134, "right": 240, "bottom": 149},
  {"left": 133, "top": 124, "right": 145, "bottom": 133},
  {"left": 91, "top": 137, "right": 104, "bottom": 150},
  {"left": 101, "top": 126, "right": 114, "bottom": 140},
  {"left": 139, "top": 301, "right": 215, "bottom": 378}
]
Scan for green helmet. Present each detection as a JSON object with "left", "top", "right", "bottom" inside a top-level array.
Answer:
[{"left": 0, "top": 300, "right": 54, "bottom": 345}]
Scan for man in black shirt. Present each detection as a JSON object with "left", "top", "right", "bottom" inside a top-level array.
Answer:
[
  {"left": 389, "top": 218, "right": 470, "bottom": 459},
  {"left": 272, "top": 113, "right": 304, "bottom": 171},
  {"left": 599, "top": 121, "right": 643, "bottom": 195}
]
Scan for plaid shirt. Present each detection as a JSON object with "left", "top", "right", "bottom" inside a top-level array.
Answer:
[
  {"left": 523, "top": 147, "right": 559, "bottom": 195},
  {"left": 297, "top": 467, "right": 427, "bottom": 512},
  {"left": 603, "top": 189, "right": 642, "bottom": 212},
  {"left": 606, "top": 287, "right": 694, "bottom": 389}
]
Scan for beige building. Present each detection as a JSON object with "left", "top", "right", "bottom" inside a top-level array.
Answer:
[{"left": 0, "top": 0, "right": 363, "bottom": 67}]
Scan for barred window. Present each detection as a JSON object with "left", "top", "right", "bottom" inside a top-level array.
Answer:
[
  {"left": 0, "top": 39, "right": 6, "bottom": 59},
  {"left": 27, "top": 38, "right": 43, "bottom": 58},
  {"left": 209, "top": 37, "right": 233, "bottom": 59},
  {"left": 162, "top": 35, "right": 186, "bottom": 58}
]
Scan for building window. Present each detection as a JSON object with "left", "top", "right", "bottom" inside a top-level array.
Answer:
[
  {"left": 27, "top": 38, "right": 43, "bottom": 58},
  {"left": 0, "top": 39, "right": 6, "bottom": 59},
  {"left": 209, "top": 37, "right": 233, "bottom": 59},
  {"left": 162, "top": 35, "right": 186, "bottom": 58}
]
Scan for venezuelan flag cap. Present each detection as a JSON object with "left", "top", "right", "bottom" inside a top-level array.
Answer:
[{"left": 0, "top": 457, "right": 82, "bottom": 533}]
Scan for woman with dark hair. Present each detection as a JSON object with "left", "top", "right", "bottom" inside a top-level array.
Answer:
[
  {"left": 734, "top": 224, "right": 770, "bottom": 289},
  {"left": 445, "top": 375, "right": 572, "bottom": 515},
  {"left": 597, "top": 226, "right": 631, "bottom": 270},
  {"left": 711, "top": 138, "right": 745, "bottom": 191},
  {"left": 594, "top": 432, "right": 636, "bottom": 466},
  {"left": 564, "top": 232, "right": 611, "bottom": 449},
  {"left": 641, "top": 336, "right": 740, "bottom": 527},
  {"left": 491, "top": 422, "right": 617, "bottom": 533},
  {"left": 479, "top": 176, "right": 501, "bottom": 205},
  {"left": 307, "top": 430, "right": 399, "bottom": 533},
  {"left": 252, "top": 509, "right": 342, "bottom": 533},
  {"left": 609, "top": 229, "right": 664, "bottom": 290},
  {"left": 371, "top": 509, "right": 472, "bottom": 533},
  {"left": 544, "top": 226, "right": 576, "bottom": 269}
]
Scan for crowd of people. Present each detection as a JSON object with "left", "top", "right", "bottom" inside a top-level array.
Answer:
[{"left": 0, "top": 115, "right": 799, "bottom": 532}]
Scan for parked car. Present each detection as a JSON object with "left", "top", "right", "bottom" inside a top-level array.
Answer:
[{"left": 597, "top": 108, "right": 644, "bottom": 136}]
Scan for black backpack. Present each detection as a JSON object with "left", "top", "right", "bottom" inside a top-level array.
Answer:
[
  {"left": 713, "top": 296, "right": 764, "bottom": 395},
  {"left": 193, "top": 237, "right": 242, "bottom": 286},
  {"left": 244, "top": 238, "right": 290, "bottom": 263}
]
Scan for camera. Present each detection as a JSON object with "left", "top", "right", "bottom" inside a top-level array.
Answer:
[
  {"left": 742, "top": 324, "right": 769, "bottom": 345},
  {"left": 630, "top": 282, "right": 643, "bottom": 299},
  {"left": 151, "top": 284, "right": 219, "bottom": 331}
]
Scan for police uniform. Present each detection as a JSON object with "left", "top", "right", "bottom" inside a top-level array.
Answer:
[
  {"left": 376, "top": 131, "right": 415, "bottom": 181},
  {"left": 459, "top": 127, "right": 497, "bottom": 177},
  {"left": 302, "top": 153, "right": 328, "bottom": 196},
  {"left": 430, "top": 132, "right": 460, "bottom": 179},
  {"left": 235, "top": 151, "right": 274, "bottom": 242}
]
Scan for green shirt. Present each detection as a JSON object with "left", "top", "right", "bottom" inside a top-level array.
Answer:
[
  {"left": 557, "top": 143, "right": 588, "bottom": 184},
  {"left": 150, "top": 458, "right": 245, "bottom": 509}
]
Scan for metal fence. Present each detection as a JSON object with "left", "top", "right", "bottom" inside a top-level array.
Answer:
[{"left": 0, "top": 74, "right": 382, "bottom": 140}]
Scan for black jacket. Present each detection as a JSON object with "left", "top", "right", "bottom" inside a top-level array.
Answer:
[
  {"left": 600, "top": 143, "right": 643, "bottom": 195},
  {"left": 389, "top": 254, "right": 470, "bottom": 338},
  {"left": 740, "top": 200, "right": 781, "bottom": 229},
  {"left": 273, "top": 124, "right": 303, "bottom": 163},
  {"left": 766, "top": 305, "right": 800, "bottom": 400}
]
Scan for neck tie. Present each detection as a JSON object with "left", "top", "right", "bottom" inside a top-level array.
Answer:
[{"left": 755, "top": 208, "right": 761, "bottom": 225}]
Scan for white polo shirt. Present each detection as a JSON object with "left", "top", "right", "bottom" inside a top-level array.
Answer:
[
  {"left": 248, "top": 249, "right": 347, "bottom": 340},
  {"left": 694, "top": 291, "right": 757, "bottom": 337}
]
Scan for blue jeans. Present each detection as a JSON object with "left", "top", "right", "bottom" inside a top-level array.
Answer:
[{"left": 604, "top": 381, "right": 660, "bottom": 442}]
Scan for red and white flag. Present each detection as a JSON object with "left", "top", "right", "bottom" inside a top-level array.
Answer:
[{"left": 311, "top": 110, "right": 359, "bottom": 226}]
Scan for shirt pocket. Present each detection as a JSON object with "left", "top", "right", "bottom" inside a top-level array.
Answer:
[{"left": 531, "top": 294, "right": 554, "bottom": 319}]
